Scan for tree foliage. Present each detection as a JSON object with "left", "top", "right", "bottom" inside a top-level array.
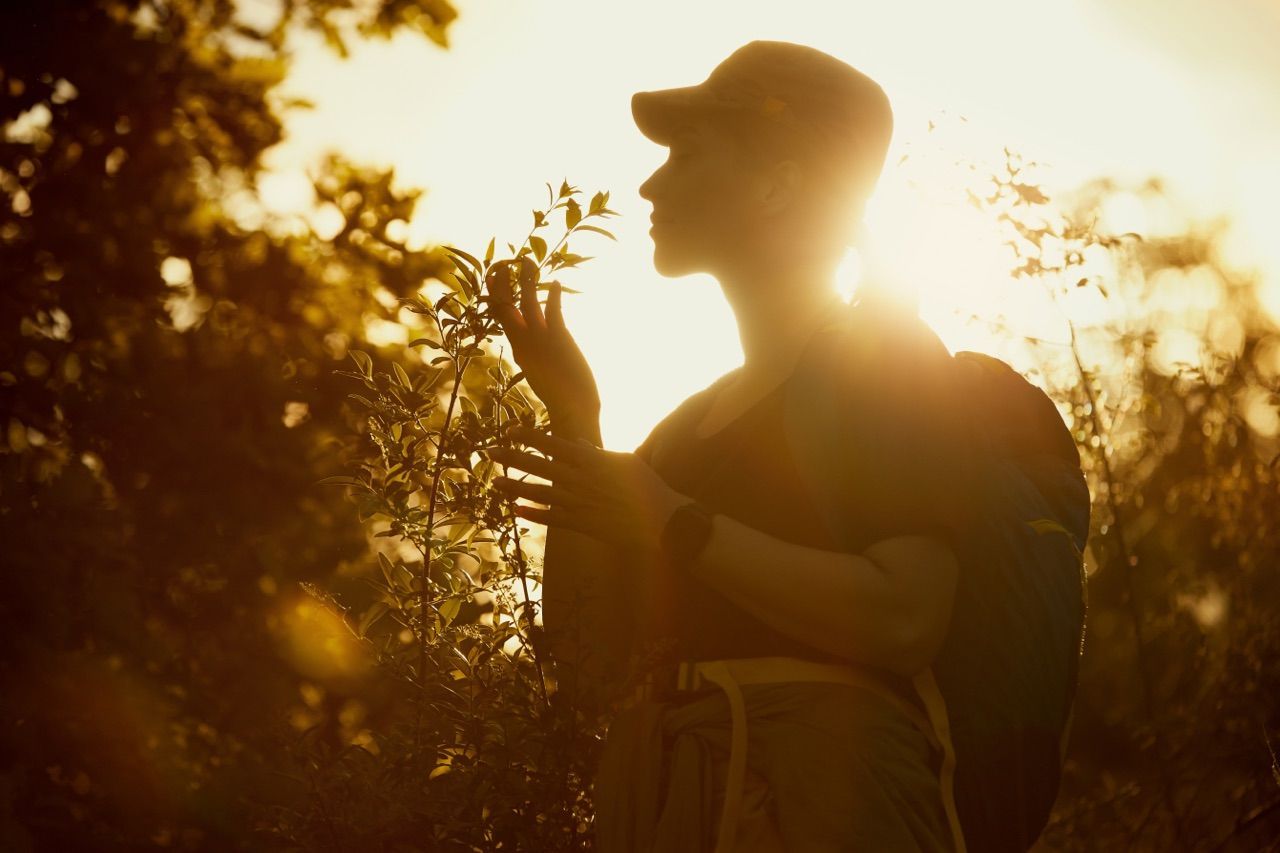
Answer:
[
  {"left": 0, "top": 0, "right": 458, "bottom": 848},
  {"left": 960, "top": 154, "right": 1280, "bottom": 851}
]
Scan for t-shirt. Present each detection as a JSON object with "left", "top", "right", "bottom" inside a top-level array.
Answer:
[{"left": 624, "top": 297, "right": 975, "bottom": 682}]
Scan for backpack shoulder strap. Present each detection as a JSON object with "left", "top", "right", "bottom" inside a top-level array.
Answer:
[{"left": 912, "top": 666, "right": 968, "bottom": 853}]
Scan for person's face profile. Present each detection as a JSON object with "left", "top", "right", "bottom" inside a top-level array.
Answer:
[
  {"left": 639, "top": 114, "right": 814, "bottom": 279},
  {"left": 638, "top": 116, "right": 761, "bottom": 279}
]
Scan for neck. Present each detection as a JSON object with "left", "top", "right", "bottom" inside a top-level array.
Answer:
[{"left": 716, "top": 253, "right": 847, "bottom": 379}]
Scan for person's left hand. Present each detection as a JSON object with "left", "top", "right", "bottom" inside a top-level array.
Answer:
[{"left": 487, "top": 425, "right": 690, "bottom": 553}]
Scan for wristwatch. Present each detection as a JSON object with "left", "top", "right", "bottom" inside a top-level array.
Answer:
[{"left": 659, "top": 501, "right": 717, "bottom": 571}]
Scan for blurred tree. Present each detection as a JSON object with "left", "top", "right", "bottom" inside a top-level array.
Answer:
[
  {"left": 961, "top": 162, "right": 1280, "bottom": 851},
  {"left": 0, "top": 0, "right": 456, "bottom": 848},
  {"left": 1043, "top": 183, "right": 1280, "bottom": 852}
]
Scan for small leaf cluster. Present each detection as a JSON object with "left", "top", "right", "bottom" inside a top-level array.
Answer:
[{"left": 515, "top": 179, "right": 618, "bottom": 277}]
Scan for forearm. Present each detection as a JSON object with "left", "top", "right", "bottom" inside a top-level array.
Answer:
[
  {"left": 686, "top": 512, "right": 955, "bottom": 675},
  {"left": 537, "top": 415, "right": 634, "bottom": 699}
]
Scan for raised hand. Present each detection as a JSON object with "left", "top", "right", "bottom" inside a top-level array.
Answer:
[{"left": 484, "top": 256, "right": 601, "bottom": 432}]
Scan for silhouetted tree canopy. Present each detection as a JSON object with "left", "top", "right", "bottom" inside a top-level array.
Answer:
[{"left": 1, "top": 1, "right": 457, "bottom": 847}]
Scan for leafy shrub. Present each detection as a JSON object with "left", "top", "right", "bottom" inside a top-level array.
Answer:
[{"left": 271, "top": 182, "right": 621, "bottom": 851}]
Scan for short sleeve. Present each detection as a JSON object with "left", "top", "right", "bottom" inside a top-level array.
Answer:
[
  {"left": 631, "top": 395, "right": 690, "bottom": 469},
  {"left": 631, "top": 374, "right": 734, "bottom": 472},
  {"left": 633, "top": 431, "right": 656, "bottom": 465},
  {"left": 782, "top": 314, "right": 978, "bottom": 557}
]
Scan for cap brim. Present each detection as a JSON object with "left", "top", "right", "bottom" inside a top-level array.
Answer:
[{"left": 631, "top": 86, "right": 714, "bottom": 145}]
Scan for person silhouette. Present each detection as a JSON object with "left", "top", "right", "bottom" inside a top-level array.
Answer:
[{"left": 485, "top": 40, "right": 972, "bottom": 852}]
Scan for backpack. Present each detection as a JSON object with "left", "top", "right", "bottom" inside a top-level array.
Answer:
[
  {"left": 923, "top": 349, "right": 1090, "bottom": 852},
  {"left": 784, "top": 304, "right": 1089, "bottom": 852}
]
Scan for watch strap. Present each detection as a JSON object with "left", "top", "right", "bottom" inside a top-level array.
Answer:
[{"left": 659, "top": 501, "right": 717, "bottom": 570}]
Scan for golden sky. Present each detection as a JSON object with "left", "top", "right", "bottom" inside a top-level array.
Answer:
[{"left": 250, "top": 0, "right": 1280, "bottom": 450}]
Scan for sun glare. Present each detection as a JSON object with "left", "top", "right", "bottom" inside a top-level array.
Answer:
[{"left": 256, "top": 0, "right": 1279, "bottom": 451}]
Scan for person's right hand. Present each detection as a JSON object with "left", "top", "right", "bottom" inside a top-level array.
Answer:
[{"left": 484, "top": 256, "right": 601, "bottom": 432}]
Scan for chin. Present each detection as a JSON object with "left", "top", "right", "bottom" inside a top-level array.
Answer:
[{"left": 649, "top": 240, "right": 706, "bottom": 278}]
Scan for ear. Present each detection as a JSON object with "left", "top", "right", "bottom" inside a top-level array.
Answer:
[{"left": 756, "top": 159, "right": 804, "bottom": 218}]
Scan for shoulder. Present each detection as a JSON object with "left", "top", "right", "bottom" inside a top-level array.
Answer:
[
  {"left": 792, "top": 301, "right": 953, "bottom": 397},
  {"left": 633, "top": 369, "right": 738, "bottom": 460}
]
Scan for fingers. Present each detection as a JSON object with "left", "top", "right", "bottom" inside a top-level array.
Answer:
[
  {"left": 546, "top": 281, "right": 565, "bottom": 332},
  {"left": 487, "top": 446, "right": 557, "bottom": 480},
  {"left": 493, "top": 476, "right": 583, "bottom": 510},
  {"left": 506, "top": 503, "right": 585, "bottom": 533},
  {"left": 517, "top": 256, "right": 546, "bottom": 333},
  {"left": 484, "top": 262, "right": 515, "bottom": 308},
  {"left": 509, "top": 426, "right": 595, "bottom": 467},
  {"left": 485, "top": 262, "right": 527, "bottom": 338}
]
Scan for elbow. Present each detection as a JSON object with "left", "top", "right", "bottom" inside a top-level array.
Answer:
[
  {"left": 861, "top": 535, "right": 959, "bottom": 676},
  {"left": 882, "top": 618, "right": 948, "bottom": 677},
  {"left": 882, "top": 580, "right": 958, "bottom": 676}
]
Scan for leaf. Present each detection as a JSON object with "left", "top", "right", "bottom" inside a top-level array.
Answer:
[
  {"left": 1012, "top": 182, "right": 1049, "bottom": 205},
  {"left": 556, "top": 252, "right": 593, "bottom": 269},
  {"left": 589, "top": 190, "right": 606, "bottom": 214},
  {"left": 574, "top": 224, "right": 616, "bottom": 241},
  {"left": 447, "top": 261, "right": 478, "bottom": 294},
  {"left": 349, "top": 349, "right": 373, "bottom": 377},
  {"left": 530, "top": 235, "right": 547, "bottom": 263},
  {"left": 317, "top": 475, "right": 365, "bottom": 487},
  {"left": 484, "top": 236, "right": 496, "bottom": 265},
  {"left": 392, "top": 362, "right": 412, "bottom": 389},
  {"left": 398, "top": 298, "right": 433, "bottom": 315},
  {"left": 559, "top": 179, "right": 571, "bottom": 198},
  {"left": 441, "top": 271, "right": 470, "bottom": 296},
  {"left": 437, "top": 293, "right": 463, "bottom": 319},
  {"left": 565, "top": 198, "right": 582, "bottom": 229},
  {"left": 358, "top": 602, "right": 390, "bottom": 637},
  {"left": 439, "top": 596, "right": 462, "bottom": 625},
  {"left": 441, "top": 244, "right": 482, "bottom": 274},
  {"left": 377, "top": 552, "right": 396, "bottom": 585}
]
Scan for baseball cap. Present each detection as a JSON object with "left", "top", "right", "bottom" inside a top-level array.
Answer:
[{"left": 631, "top": 40, "right": 894, "bottom": 197}]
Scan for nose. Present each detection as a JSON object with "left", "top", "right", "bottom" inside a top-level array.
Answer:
[
  {"left": 638, "top": 166, "right": 659, "bottom": 203},
  {"left": 637, "top": 150, "right": 672, "bottom": 204}
]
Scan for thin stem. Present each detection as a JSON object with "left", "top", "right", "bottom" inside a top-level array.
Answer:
[
  {"left": 491, "top": 373, "right": 551, "bottom": 712},
  {"left": 414, "top": 350, "right": 465, "bottom": 759}
]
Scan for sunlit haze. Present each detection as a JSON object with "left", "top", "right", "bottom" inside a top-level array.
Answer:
[{"left": 249, "top": 0, "right": 1280, "bottom": 451}]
